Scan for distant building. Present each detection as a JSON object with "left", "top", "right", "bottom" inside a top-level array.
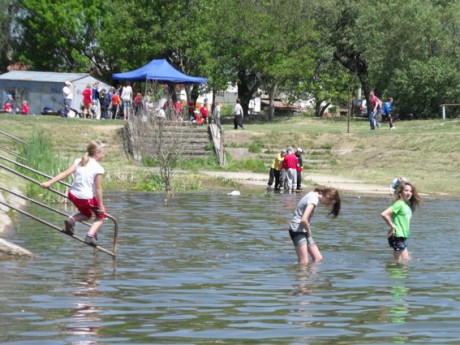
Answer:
[{"left": 0, "top": 71, "right": 109, "bottom": 115}]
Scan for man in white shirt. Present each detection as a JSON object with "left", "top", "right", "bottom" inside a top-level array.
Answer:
[
  {"left": 233, "top": 98, "right": 244, "bottom": 129},
  {"left": 62, "top": 81, "right": 73, "bottom": 117}
]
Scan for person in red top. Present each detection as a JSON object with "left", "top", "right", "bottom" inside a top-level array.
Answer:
[
  {"left": 174, "top": 100, "right": 183, "bottom": 120},
  {"left": 22, "top": 100, "right": 30, "bottom": 115},
  {"left": 281, "top": 147, "right": 298, "bottom": 193},
  {"left": 369, "top": 90, "right": 381, "bottom": 130},
  {"left": 200, "top": 102, "right": 208, "bottom": 124},
  {"left": 82, "top": 84, "right": 92, "bottom": 118},
  {"left": 133, "top": 92, "right": 142, "bottom": 116},
  {"left": 111, "top": 91, "right": 120, "bottom": 119}
]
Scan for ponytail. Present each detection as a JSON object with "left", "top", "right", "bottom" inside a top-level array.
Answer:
[{"left": 79, "top": 140, "right": 104, "bottom": 167}]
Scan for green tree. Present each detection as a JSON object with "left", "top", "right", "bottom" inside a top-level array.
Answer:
[
  {"left": 0, "top": 0, "right": 18, "bottom": 72},
  {"left": 16, "top": 0, "right": 110, "bottom": 75}
]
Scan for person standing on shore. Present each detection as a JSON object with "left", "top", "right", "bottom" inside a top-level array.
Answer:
[
  {"left": 295, "top": 147, "right": 304, "bottom": 191},
  {"left": 62, "top": 81, "right": 73, "bottom": 117},
  {"left": 40, "top": 140, "right": 107, "bottom": 246},
  {"left": 288, "top": 188, "right": 341, "bottom": 264},
  {"left": 381, "top": 182, "right": 422, "bottom": 262},
  {"left": 233, "top": 99, "right": 244, "bottom": 129},
  {"left": 369, "top": 90, "right": 381, "bottom": 130},
  {"left": 381, "top": 96, "right": 395, "bottom": 129},
  {"left": 282, "top": 147, "right": 298, "bottom": 193},
  {"left": 266, "top": 150, "right": 285, "bottom": 191},
  {"left": 82, "top": 84, "right": 92, "bottom": 118},
  {"left": 121, "top": 82, "right": 133, "bottom": 121}
]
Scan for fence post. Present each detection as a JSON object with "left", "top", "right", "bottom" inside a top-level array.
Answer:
[{"left": 442, "top": 105, "right": 446, "bottom": 120}]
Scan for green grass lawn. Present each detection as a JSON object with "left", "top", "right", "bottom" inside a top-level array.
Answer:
[{"left": 1, "top": 113, "right": 459, "bottom": 197}]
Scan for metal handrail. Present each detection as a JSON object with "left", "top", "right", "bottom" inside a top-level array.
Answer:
[
  {"left": 0, "top": 130, "right": 29, "bottom": 161},
  {"left": 208, "top": 121, "right": 226, "bottom": 167},
  {"left": 0, "top": 197, "right": 116, "bottom": 257},
  {"left": 0, "top": 158, "right": 118, "bottom": 257}
]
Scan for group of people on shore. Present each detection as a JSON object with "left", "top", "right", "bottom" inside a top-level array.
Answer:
[
  {"left": 62, "top": 80, "right": 241, "bottom": 126},
  {"left": 369, "top": 90, "right": 395, "bottom": 130},
  {"left": 64, "top": 81, "right": 140, "bottom": 121},
  {"left": 2, "top": 93, "right": 29, "bottom": 115},
  {"left": 267, "top": 147, "right": 304, "bottom": 193}
]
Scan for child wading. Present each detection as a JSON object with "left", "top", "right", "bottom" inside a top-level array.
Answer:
[
  {"left": 381, "top": 182, "right": 422, "bottom": 262},
  {"left": 288, "top": 188, "right": 341, "bottom": 264},
  {"left": 40, "top": 140, "right": 107, "bottom": 246}
]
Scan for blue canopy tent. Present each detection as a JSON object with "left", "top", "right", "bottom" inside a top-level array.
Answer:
[{"left": 112, "top": 58, "right": 207, "bottom": 84}]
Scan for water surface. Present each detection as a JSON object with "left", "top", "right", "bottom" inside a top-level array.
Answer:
[{"left": 1, "top": 191, "right": 459, "bottom": 344}]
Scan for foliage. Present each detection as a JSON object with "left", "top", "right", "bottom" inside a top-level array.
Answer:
[
  {"left": 16, "top": 0, "right": 110, "bottom": 74},
  {"left": 6, "top": 0, "right": 460, "bottom": 118},
  {"left": 0, "top": 0, "right": 19, "bottom": 72},
  {"left": 16, "top": 131, "right": 71, "bottom": 201}
]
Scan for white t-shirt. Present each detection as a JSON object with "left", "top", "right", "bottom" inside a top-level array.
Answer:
[
  {"left": 70, "top": 158, "right": 105, "bottom": 199},
  {"left": 289, "top": 191, "right": 319, "bottom": 232},
  {"left": 233, "top": 103, "right": 243, "bottom": 117},
  {"left": 63, "top": 86, "right": 73, "bottom": 100},
  {"left": 121, "top": 86, "right": 133, "bottom": 102}
]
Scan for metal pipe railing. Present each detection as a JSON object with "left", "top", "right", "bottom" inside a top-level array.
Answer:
[
  {"left": 0, "top": 158, "right": 118, "bottom": 257},
  {"left": 0, "top": 198, "right": 115, "bottom": 257},
  {"left": 0, "top": 130, "right": 29, "bottom": 162}
]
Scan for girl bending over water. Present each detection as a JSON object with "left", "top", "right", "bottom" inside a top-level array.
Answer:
[{"left": 288, "top": 188, "right": 341, "bottom": 264}]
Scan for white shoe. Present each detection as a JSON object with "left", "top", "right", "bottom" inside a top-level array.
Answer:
[{"left": 390, "top": 126, "right": 396, "bottom": 130}]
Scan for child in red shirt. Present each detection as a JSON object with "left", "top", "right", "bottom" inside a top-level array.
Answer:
[{"left": 22, "top": 101, "right": 30, "bottom": 115}]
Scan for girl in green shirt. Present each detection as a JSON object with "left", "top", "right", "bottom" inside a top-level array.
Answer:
[{"left": 381, "top": 182, "right": 422, "bottom": 262}]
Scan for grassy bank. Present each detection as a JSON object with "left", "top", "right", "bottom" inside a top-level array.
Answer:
[{"left": 1, "top": 114, "right": 459, "bottom": 197}]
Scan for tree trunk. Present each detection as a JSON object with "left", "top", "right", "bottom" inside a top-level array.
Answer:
[
  {"left": 314, "top": 99, "right": 330, "bottom": 117},
  {"left": 237, "top": 68, "right": 261, "bottom": 117},
  {"left": 268, "top": 83, "right": 278, "bottom": 121}
]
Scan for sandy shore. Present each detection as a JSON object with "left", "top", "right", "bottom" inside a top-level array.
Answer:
[{"left": 204, "top": 171, "right": 390, "bottom": 196}]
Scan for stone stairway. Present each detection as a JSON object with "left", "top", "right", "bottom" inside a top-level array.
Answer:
[{"left": 123, "top": 121, "right": 215, "bottom": 159}]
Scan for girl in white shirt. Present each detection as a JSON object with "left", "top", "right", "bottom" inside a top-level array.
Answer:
[{"left": 41, "top": 140, "right": 106, "bottom": 246}]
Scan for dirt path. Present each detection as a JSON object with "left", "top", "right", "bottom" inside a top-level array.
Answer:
[{"left": 204, "top": 171, "right": 389, "bottom": 196}]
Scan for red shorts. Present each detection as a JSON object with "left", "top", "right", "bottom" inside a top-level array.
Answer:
[{"left": 68, "top": 191, "right": 106, "bottom": 219}]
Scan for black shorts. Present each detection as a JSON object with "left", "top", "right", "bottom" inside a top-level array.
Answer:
[{"left": 388, "top": 235, "right": 407, "bottom": 251}]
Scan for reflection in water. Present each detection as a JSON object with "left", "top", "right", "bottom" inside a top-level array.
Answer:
[
  {"left": 385, "top": 262, "right": 409, "bottom": 344},
  {"left": 66, "top": 267, "right": 102, "bottom": 343}
]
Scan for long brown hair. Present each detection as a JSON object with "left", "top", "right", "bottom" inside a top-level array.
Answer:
[
  {"left": 315, "top": 187, "right": 341, "bottom": 218},
  {"left": 394, "top": 182, "right": 422, "bottom": 211},
  {"left": 79, "top": 140, "right": 104, "bottom": 167}
]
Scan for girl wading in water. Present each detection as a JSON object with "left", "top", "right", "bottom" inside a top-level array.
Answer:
[
  {"left": 381, "top": 182, "right": 422, "bottom": 262},
  {"left": 288, "top": 188, "right": 341, "bottom": 264}
]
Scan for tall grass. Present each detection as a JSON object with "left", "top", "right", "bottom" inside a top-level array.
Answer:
[{"left": 17, "top": 131, "right": 71, "bottom": 201}]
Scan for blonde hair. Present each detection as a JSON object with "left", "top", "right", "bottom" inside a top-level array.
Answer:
[{"left": 80, "top": 140, "right": 104, "bottom": 166}]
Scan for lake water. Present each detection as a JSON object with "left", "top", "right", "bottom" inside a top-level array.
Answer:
[{"left": 1, "top": 191, "right": 460, "bottom": 344}]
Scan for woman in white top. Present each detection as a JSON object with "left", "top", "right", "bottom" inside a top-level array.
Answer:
[
  {"left": 121, "top": 82, "right": 133, "bottom": 121},
  {"left": 41, "top": 140, "right": 106, "bottom": 246}
]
